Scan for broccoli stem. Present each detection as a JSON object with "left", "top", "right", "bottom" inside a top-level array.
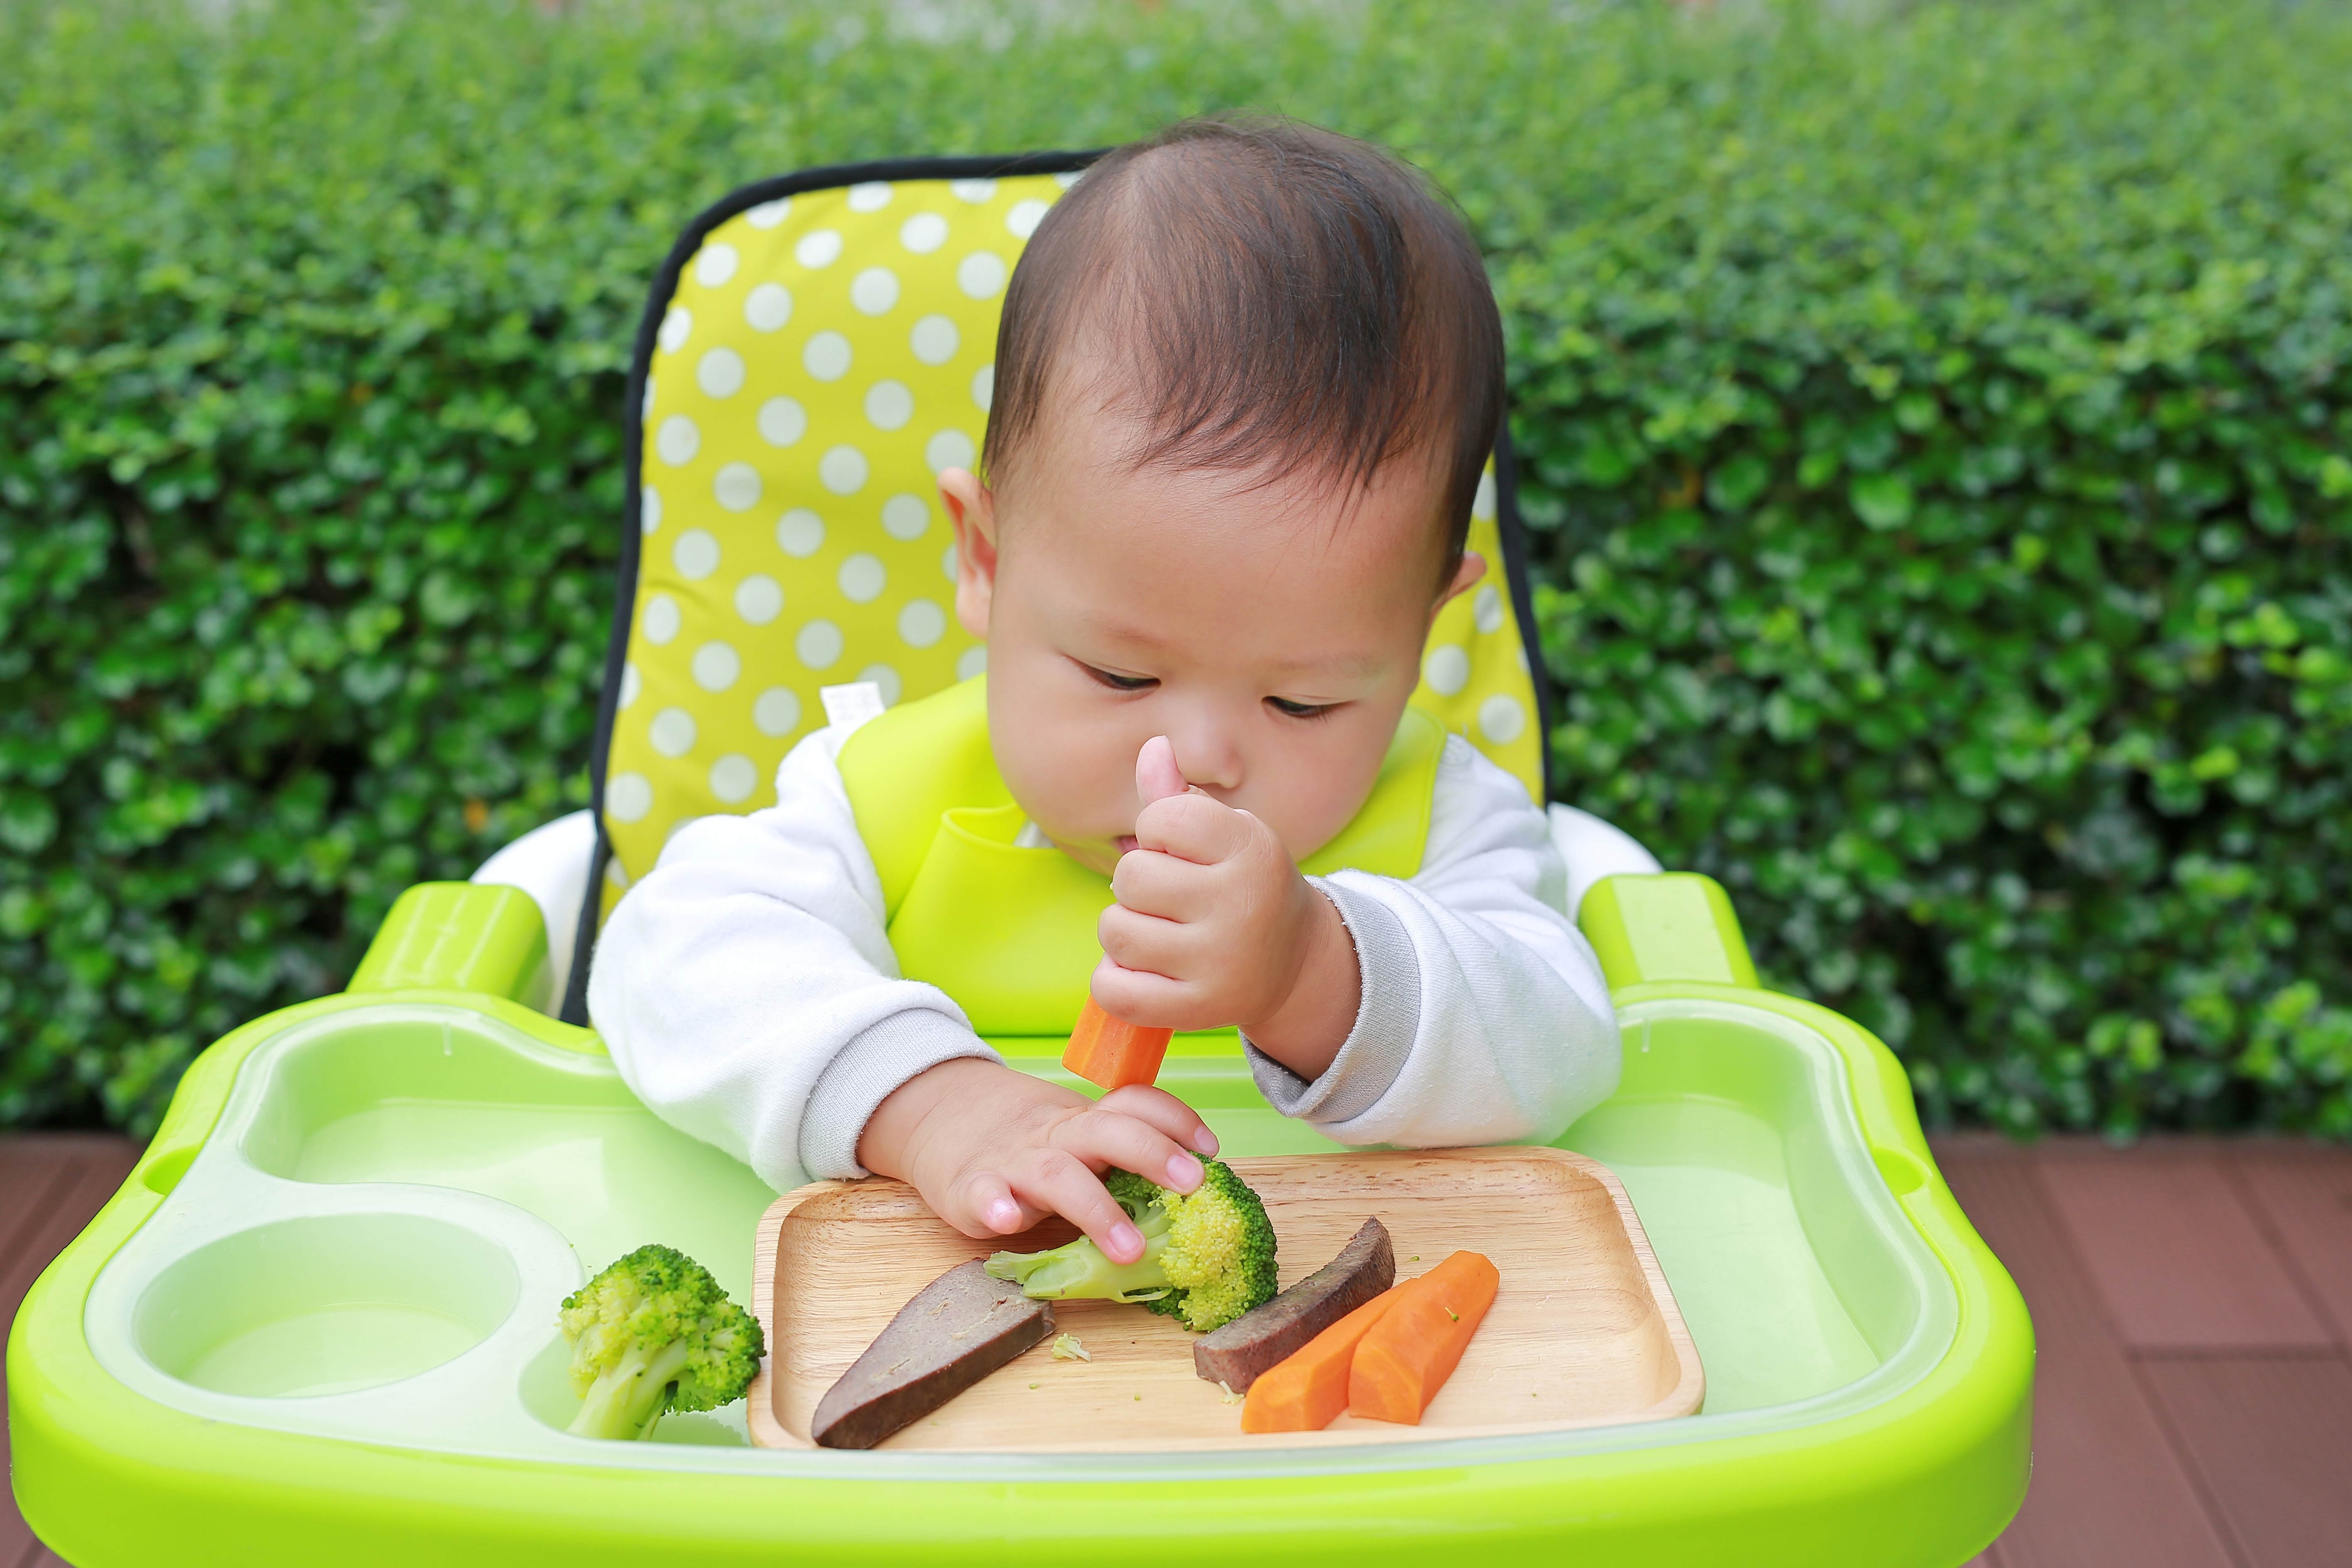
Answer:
[
  {"left": 567, "top": 1337, "right": 693, "bottom": 1441},
  {"left": 985, "top": 1229, "right": 1172, "bottom": 1301}
]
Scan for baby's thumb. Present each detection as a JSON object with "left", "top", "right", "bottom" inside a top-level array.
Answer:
[{"left": 1135, "top": 734, "right": 1187, "bottom": 807}]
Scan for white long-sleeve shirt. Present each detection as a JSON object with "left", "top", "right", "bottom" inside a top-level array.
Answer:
[{"left": 588, "top": 717, "right": 1621, "bottom": 1194}]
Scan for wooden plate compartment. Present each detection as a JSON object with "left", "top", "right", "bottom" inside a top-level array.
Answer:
[{"left": 748, "top": 1146, "right": 1702, "bottom": 1452}]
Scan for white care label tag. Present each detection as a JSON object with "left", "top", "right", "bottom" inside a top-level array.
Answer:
[{"left": 819, "top": 681, "right": 888, "bottom": 735}]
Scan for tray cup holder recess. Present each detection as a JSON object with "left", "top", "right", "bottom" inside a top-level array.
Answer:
[{"left": 134, "top": 1213, "right": 518, "bottom": 1399}]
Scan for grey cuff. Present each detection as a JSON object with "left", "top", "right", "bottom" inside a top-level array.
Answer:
[
  {"left": 1242, "top": 876, "right": 1420, "bottom": 1125},
  {"left": 801, "top": 1010, "right": 1001, "bottom": 1180}
]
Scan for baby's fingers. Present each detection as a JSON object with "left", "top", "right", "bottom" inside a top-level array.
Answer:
[
  {"left": 939, "top": 1170, "right": 1042, "bottom": 1240},
  {"left": 1051, "top": 1104, "right": 1205, "bottom": 1197},
  {"left": 1096, "top": 1082, "right": 1220, "bottom": 1157},
  {"left": 1001, "top": 1148, "right": 1150, "bottom": 1263}
]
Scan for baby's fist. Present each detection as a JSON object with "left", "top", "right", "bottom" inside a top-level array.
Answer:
[{"left": 1092, "top": 739, "right": 1336, "bottom": 1035}]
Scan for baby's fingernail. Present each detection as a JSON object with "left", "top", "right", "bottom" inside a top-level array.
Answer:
[
  {"left": 1109, "top": 1221, "right": 1144, "bottom": 1261},
  {"left": 986, "top": 1199, "right": 1020, "bottom": 1231},
  {"left": 1166, "top": 1152, "right": 1203, "bottom": 1190},
  {"left": 1192, "top": 1126, "right": 1221, "bottom": 1156}
]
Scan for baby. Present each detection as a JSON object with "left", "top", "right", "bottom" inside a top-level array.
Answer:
[{"left": 590, "top": 117, "right": 1620, "bottom": 1273}]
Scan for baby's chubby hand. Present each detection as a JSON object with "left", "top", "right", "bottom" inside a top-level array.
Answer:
[{"left": 1091, "top": 737, "right": 1362, "bottom": 1075}]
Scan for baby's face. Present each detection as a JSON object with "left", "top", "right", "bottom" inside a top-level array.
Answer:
[{"left": 940, "top": 406, "right": 1480, "bottom": 877}]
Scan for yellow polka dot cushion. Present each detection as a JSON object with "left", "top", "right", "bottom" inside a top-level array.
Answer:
[{"left": 575, "top": 152, "right": 1556, "bottom": 1007}]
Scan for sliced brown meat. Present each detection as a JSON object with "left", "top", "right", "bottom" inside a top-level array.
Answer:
[
  {"left": 1193, "top": 1216, "right": 1393, "bottom": 1392},
  {"left": 808, "top": 1259, "right": 1056, "bottom": 1449}
]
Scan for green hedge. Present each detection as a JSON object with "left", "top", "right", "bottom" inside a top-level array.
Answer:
[{"left": 4, "top": 0, "right": 2348, "bottom": 1138}]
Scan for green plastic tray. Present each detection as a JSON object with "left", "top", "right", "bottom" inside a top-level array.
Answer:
[{"left": 8, "top": 875, "right": 2029, "bottom": 1566}]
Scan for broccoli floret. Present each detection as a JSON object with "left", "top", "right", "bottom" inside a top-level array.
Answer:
[
  {"left": 558, "top": 1243, "right": 765, "bottom": 1441},
  {"left": 983, "top": 1160, "right": 1277, "bottom": 1333}
]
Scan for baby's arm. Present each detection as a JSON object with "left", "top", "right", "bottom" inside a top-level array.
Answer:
[
  {"left": 1095, "top": 733, "right": 1618, "bottom": 1148},
  {"left": 1251, "top": 737, "right": 1621, "bottom": 1148},
  {"left": 588, "top": 729, "right": 1210, "bottom": 1261}
]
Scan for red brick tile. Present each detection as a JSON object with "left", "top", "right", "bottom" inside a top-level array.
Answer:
[
  {"left": 2036, "top": 1151, "right": 2329, "bottom": 1350},
  {"left": 2140, "top": 1354, "right": 2352, "bottom": 1567},
  {"left": 2231, "top": 1149, "right": 2352, "bottom": 1348},
  {"left": 1938, "top": 1147, "right": 2235, "bottom": 1568}
]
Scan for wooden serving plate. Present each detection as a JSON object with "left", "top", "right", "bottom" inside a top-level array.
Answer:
[{"left": 747, "top": 1146, "right": 1701, "bottom": 1451}]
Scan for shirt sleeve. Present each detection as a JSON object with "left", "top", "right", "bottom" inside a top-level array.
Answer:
[
  {"left": 1242, "top": 735, "right": 1621, "bottom": 1147},
  {"left": 586, "top": 727, "right": 999, "bottom": 1193}
]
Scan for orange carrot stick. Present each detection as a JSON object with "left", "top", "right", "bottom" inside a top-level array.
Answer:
[
  {"left": 1240, "top": 1286, "right": 1403, "bottom": 1434},
  {"left": 1061, "top": 998, "right": 1173, "bottom": 1090},
  {"left": 1346, "top": 1251, "right": 1499, "bottom": 1425}
]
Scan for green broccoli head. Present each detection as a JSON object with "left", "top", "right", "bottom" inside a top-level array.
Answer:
[
  {"left": 983, "top": 1160, "right": 1276, "bottom": 1332},
  {"left": 558, "top": 1243, "right": 765, "bottom": 1441}
]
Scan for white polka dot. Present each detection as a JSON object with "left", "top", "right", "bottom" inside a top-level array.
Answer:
[
  {"left": 657, "top": 305, "right": 692, "bottom": 354},
  {"left": 744, "top": 282, "right": 793, "bottom": 332},
  {"left": 776, "top": 509, "right": 825, "bottom": 557},
  {"left": 640, "top": 487, "right": 662, "bottom": 534},
  {"left": 691, "top": 639, "right": 742, "bottom": 692},
  {"left": 1423, "top": 644, "right": 1471, "bottom": 697},
  {"left": 819, "top": 446, "right": 869, "bottom": 495},
  {"left": 956, "top": 252, "right": 1008, "bottom": 299},
  {"left": 655, "top": 414, "right": 699, "bottom": 466},
  {"left": 837, "top": 553, "right": 886, "bottom": 603},
  {"left": 672, "top": 528, "right": 721, "bottom": 580},
  {"left": 881, "top": 493, "right": 930, "bottom": 540},
  {"left": 1473, "top": 584, "right": 1505, "bottom": 635},
  {"left": 924, "top": 429, "right": 977, "bottom": 475},
  {"left": 643, "top": 593, "right": 680, "bottom": 645},
  {"left": 745, "top": 198, "right": 790, "bottom": 229},
  {"left": 940, "top": 541, "right": 961, "bottom": 581},
  {"left": 757, "top": 396, "right": 807, "bottom": 448},
  {"left": 693, "top": 243, "right": 739, "bottom": 288},
  {"left": 607, "top": 772, "right": 653, "bottom": 823},
  {"left": 909, "top": 314, "right": 959, "bottom": 365},
  {"left": 950, "top": 179, "right": 996, "bottom": 203},
  {"left": 796, "top": 619, "right": 843, "bottom": 670},
  {"left": 1052, "top": 170, "right": 1083, "bottom": 189},
  {"left": 850, "top": 266, "right": 900, "bottom": 316},
  {"left": 898, "top": 598, "right": 947, "bottom": 648},
  {"left": 957, "top": 646, "right": 988, "bottom": 680},
  {"left": 970, "top": 364, "right": 994, "bottom": 411},
  {"left": 1478, "top": 693, "right": 1527, "bottom": 744},
  {"left": 1006, "top": 198, "right": 1050, "bottom": 238},
  {"left": 696, "top": 347, "right": 744, "bottom": 398},
  {"left": 847, "top": 182, "right": 892, "bottom": 213},
  {"left": 1473, "top": 469, "right": 1498, "bottom": 521},
  {"left": 709, "top": 753, "right": 759, "bottom": 804},
  {"left": 795, "top": 230, "right": 843, "bottom": 269},
  {"left": 649, "top": 706, "right": 697, "bottom": 757},
  {"left": 604, "top": 856, "right": 629, "bottom": 891},
  {"left": 712, "top": 462, "right": 761, "bottom": 512},
  {"left": 803, "top": 330, "right": 852, "bottom": 382},
  {"left": 899, "top": 212, "right": 950, "bottom": 254},
  {"left": 864, "top": 379, "right": 914, "bottom": 430},
  {"left": 753, "top": 686, "right": 803, "bottom": 737},
  {"left": 618, "top": 660, "right": 642, "bottom": 709},
  {"left": 734, "top": 573, "right": 783, "bottom": 625},
  {"left": 856, "top": 663, "right": 903, "bottom": 707}
]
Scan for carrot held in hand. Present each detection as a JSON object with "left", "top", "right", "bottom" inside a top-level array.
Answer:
[
  {"left": 1347, "top": 1250, "right": 1499, "bottom": 1425},
  {"left": 1240, "top": 1285, "right": 1401, "bottom": 1434},
  {"left": 1065, "top": 735, "right": 1190, "bottom": 1090},
  {"left": 1062, "top": 1001, "right": 1174, "bottom": 1090}
]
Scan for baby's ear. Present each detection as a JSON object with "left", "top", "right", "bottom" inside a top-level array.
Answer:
[
  {"left": 938, "top": 468, "right": 998, "bottom": 639},
  {"left": 1436, "top": 549, "right": 1486, "bottom": 610}
]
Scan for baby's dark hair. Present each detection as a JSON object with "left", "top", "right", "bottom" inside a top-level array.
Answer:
[{"left": 982, "top": 116, "right": 1504, "bottom": 579}]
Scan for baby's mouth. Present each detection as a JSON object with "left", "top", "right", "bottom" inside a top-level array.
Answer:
[{"left": 1114, "top": 835, "right": 1140, "bottom": 855}]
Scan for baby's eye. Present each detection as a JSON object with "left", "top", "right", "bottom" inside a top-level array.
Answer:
[
  {"left": 1266, "top": 696, "right": 1337, "bottom": 722},
  {"left": 1079, "top": 661, "right": 1157, "bottom": 693}
]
